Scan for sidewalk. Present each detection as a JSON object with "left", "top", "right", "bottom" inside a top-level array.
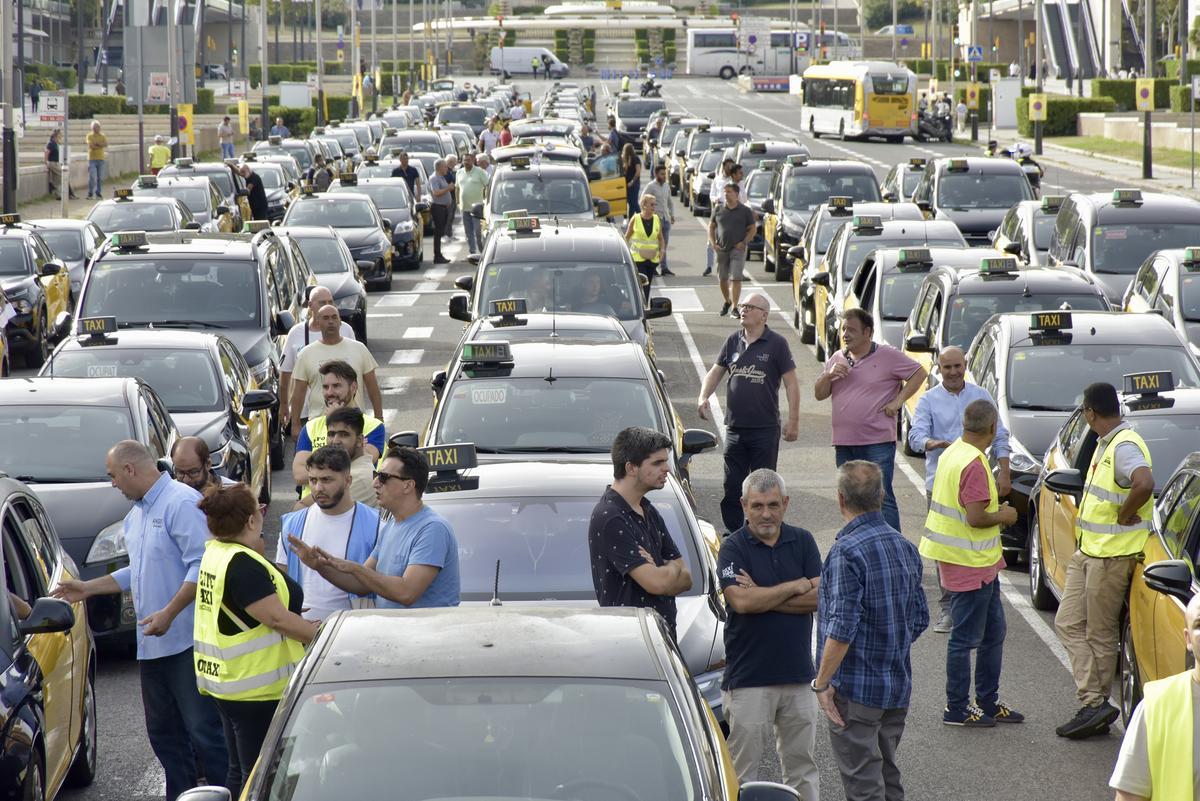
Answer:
[{"left": 17, "top": 165, "right": 146, "bottom": 220}]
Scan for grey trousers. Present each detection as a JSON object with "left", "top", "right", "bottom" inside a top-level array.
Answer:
[{"left": 827, "top": 695, "right": 908, "bottom": 801}]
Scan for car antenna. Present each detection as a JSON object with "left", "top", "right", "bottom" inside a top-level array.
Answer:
[
  {"left": 490, "top": 559, "right": 503, "bottom": 605},
  {"left": 551, "top": 270, "right": 560, "bottom": 339}
]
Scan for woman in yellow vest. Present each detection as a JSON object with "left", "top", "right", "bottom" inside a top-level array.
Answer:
[
  {"left": 194, "top": 484, "right": 319, "bottom": 792},
  {"left": 1109, "top": 592, "right": 1200, "bottom": 800},
  {"left": 623, "top": 192, "right": 664, "bottom": 302}
]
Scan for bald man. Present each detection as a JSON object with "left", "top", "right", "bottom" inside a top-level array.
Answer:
[
  {"left": 53, "top": 440, "right": 227, "bottom": 799},
  {"left": 170, "top": 436, "right": 228, "bottom": 493},
  {"left": 697, "top": 292, "right": 800, "bottom": 533},
  {"left": 280, "top": 285, "right": 356, "bottom": 429},
  {"left": 289, "top": 304, "right": 382, "bottom": 439},
  {"left": 1110, "top": 592, "right": 1200, "bottom": 799},
  {"left": 908, "top": 345, "right": 1011, "bottom": 633}
]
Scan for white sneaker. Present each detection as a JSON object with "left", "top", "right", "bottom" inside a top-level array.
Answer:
[{"left": 934, "top": 612, "right": 953, "bottom": 634}]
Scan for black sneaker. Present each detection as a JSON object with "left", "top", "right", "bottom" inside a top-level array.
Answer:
[
  {"left": 703, "top": 267, "right": 713, "bottom": 276},
  {"left": 719, "top": 301, "right": 731, "bottom": 316},
  {"left": 729, "top": 307, "right": 740, "bottom": 319},
  {"left": 660, "top": 268, "right": 675, "bottom": 276},
  {"left": 977, "top": 700, "right": 1025, "bottom": 723},
  {"left": 1056, "top": 702, "right": 1117, "bottom": 739},
  {"left": 943, "top": 706, "right": 995, "bottom": 727}
]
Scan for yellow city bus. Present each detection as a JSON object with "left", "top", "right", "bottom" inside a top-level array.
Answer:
[{"left": 800, "top": 61, "right": 917, "bottom": 142}]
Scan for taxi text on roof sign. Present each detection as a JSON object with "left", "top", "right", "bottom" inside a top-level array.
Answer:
[
  {"left": 138, "top": 175, "right": 158, "bottom": 188},
  {"left": 1029, "top": 310, "right": 1072, "bottom": 331},
  {"left": 489, "top": 298, "right": 528, "bottom": 317},
  {"left": 419, "top": 442, "right": 479, "bottom": 472},
  {"left": 1184, "top": 247, "right": 1200, "bottom": 268},
  {"left": 1112, "top": 188, "right": 1143, "bottom": 205},
  {"left": 979, "top": 256, "right": 1018, "bottom": 274},
  {"left": 507, "top": 216, "right": 540, "bottom": 233},
  {"left": 114, "top": 188, "right": 134, "bottom": 200},
  {"left": 462, "top": 340, "right": 513, "bottom": 364},
  {"left": 946, "top": 159, "right": 969, "bottom": 172},
  {"left": 853, "top": 215, "right": 882, "bottom": 231},
  {"left": 748, "top": 142, "right": 767, "bottom": 154},
  {"left": 828, "top": 196, "right": 852, "bottom": 209},
  {"left": 0, "top": 213, "right": 20, "bottom": 226},
  {"left": 757, "top": 159, "right": 776, "bottom": 170},
  {"left": 897, "top": 248, "right": 932, "bottom": 268},
  {"left": 908, "top": 158, "right": 926, "bottom": 168},
  {"left": 80, "top": 316, "right": 118, "bottom": 336},
  {"left": 339, "top": 172, "right": 358, "bottom": 185},
  {"left": 110, "top": 231, "right": 148, "bottom": 249},
  {"left": 1123, "top": 371, "right": 1174, "bottom": 395},
  {"left": 1042, "top": 195, "right": 1065, "bottom": 212}
]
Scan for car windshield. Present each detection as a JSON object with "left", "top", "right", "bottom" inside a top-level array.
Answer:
[
  {"left": 1007, "top": 344, "right": 1200, "bottom": 409},
  {"left": 785, "top": 174, "right": 881, "bottom": 210},
  {"left": 0, "top": 239, "right": 29, "bottom": 274},
  {"left": 698, "top": 150, "right": 725, "bottom": 172},
  {"left": 490, "top": 174, "right": 592, "bottom": 215},
  {"left": 880, "top": 271, "right": 927, "bottom": 319},
  {"left": 197, "top": 169, "right": 235, "bottom": 196},
  {"left": 47, "top": 349, "right": 223, "bottom": 412},
  {"left": 81, "top": 259, "right": 261, "bottom": 326},
  {"left": 87, "top": 202, "right": 177, "bottom": 233},
  {"left": 438, "top": 106, "right": 486, "bottom": 126},
  {"left": 937, "top": 173, "right": 1032, "bottom": 209},
  {"left": 330, "top": 130, "right": 359, "bottom": 151},
  {"left": 479, "top": 262, "right": 641, "bottom": 321},
  {"left": 689, "top": 130, "right": 751, "bottom": 156},
  {"left": 279, "top": 146, "right": 312, "bottom": 170},
  {"left": 286, "top": 199, "right": 376, "bottom": 227},
  {"left": 437, "top": 377, "right": 660, "bottom": 452},
  {"left": 0, "top": 405, "right": 133, "bottom": 481},
  {"left": 1127, "top": 413, "right": 1200, "bottom": 488},
  {"left": 36, "top": 229, "right": 84, "bottom": 261},
  {"left": 293, "top": 236, "right": 353, "bottom": 275},
  {"left": 746, "top": 172, "right": 773, "bottom": 199},
  {"left": 333, "top": 183, "right": 412, "bottom": 210},
  {"left": 260, "top": 678, "right": 700, "bottom": 801},
  {"left": 946, "top": 293, "right": 1107, "bottom": 349},
  {"left": 1183, "top": 273, "right": 1200, "bottom": 322},
  {"left": 430, "top": 490, "right": 701, "bottom": 600},
  {"left": 1092, "top": 224, "right": 1200, "bottom": 274},
  {"left": 136, "top": 186, "right": 209, "bottom": 213},
  {"left": 1032, "top": 214, "right": 1056, "bottom": 250},
  {"left": 258, "top": 170, "right": 285, "bottom": 190},
  {"left": 901, "top": 170, "right": 922, "bottom": 196},
  {"left": 617, "top": 99, "right": 667, "bottom": 118},
  {"left": 842, "top": 236, "right": 964, "bottom": 279}
]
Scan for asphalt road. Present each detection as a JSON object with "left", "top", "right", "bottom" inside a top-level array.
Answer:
[{"left": 55, "top": 77, "right": 1128, "bottom": 801}]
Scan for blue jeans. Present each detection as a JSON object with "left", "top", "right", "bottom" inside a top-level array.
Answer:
[
  {"left": 626, "top": 179, "right": 641, "bottom": 218},
  {"left": 88, "top": 159, "right": 104, "bottom": 196},
  {"left": 946, "top": 577, "right": 1006, "bottom": 713},
  {"left": 221, "top": 142, "right": 235, "bottom": 159},
  {"left": 721, "top": 426, "right": 781, "bottom": 532},
  {"left": 834, "top": 442, "right": 900, "bottom": 532},
  {"left": 659, "top": 216, "right": 671, "bottom": 272},
  {"left": 140, "top": 647, "right": 230, "bottom": 800},
  {"left": 462, "top": 209, "right": 483, "bottom": 254}
]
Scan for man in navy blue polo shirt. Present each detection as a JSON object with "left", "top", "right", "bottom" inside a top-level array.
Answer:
[
  {"left": 718, "top": 468, "right": 822, "bottom": 800},
  {"left": 698, "top": 291, "right": 801, "bottom": 533}
]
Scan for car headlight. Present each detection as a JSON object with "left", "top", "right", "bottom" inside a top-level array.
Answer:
[
  {"left": 335, "top": 294, "right": 362, "bottom": 313},
  {"left": 248, "top": 358, "right": 272, "bottom": 389},
  {"left": 394, "top": 219, "right": 415, "bottom": 233},
  {"left": 1007, "top": 440, "right": 1040, "bottom": 474},
  {"left": 359, "top": 241, "right": 385, "bottom": 256},
  {"left": 87, "top": 520, "right": 127, "bottom": 564},
  {"left": 210, "top": 442, "right": 229, "bottom": 471}
]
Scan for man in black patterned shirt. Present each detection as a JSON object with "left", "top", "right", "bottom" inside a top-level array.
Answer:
[{"left": 588, "top": 427, "right": 692, "bottom": 638}]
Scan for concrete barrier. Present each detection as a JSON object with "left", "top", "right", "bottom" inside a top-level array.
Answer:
[{"left": 1077, "top": 112, "right": 1200, "bottom": 151}]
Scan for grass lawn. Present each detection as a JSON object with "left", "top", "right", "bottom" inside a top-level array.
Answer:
[{"left": 1053, "top": 135, "right": 1197, "bottom": 171}]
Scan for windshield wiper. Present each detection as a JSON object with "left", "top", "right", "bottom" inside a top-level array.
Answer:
[
  {"left": 1008, "top": 402, "right": 1074, "bottom": 411},
  {"left": 152, "top": 320, "right": 229, "bottom": 329},
  {"left": 13, "top": 475, "right": 101, "bottom": 484}
]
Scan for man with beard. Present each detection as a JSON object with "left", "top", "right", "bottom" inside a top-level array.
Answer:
[
  {"left": 292, "top": 360, "right": 386, "bottom": 493},
  {"left": 275, "top": 445, "right": 381, "bottom": 621},
  {"left": 170, "top": 437, "right": 233, "bottom": 493},
  {"left": 292, "top": 408, "right": 378, "bottom": 509}
]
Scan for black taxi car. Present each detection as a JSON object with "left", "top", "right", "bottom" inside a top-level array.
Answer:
[
  {"left": 275, "top": 226, "right": 369, "bottom": 342},
  {"left": 963, "top": 311, "right": 1200, "bottom": 562},
  {"left": 989, "top": 194, "right": 1063, "bottom": 268},
  {"left": 24, "top": 218, "right": 106, "bottom": 298},
  {"left": 85, "top": 190, "right": 198, "bottom": 235},
  {"left": 475, "top": 158, "right": 610, "bottom": 236},
  {"left": 159, "top": 157, "right": 253, "bottom": 228},
  {"left": 327, "top": 171, "right": 427, "bottom": 271},
  {"left": 1123, "top": 246, "right": 1200, "bottom": 356},
  {"left": 281, "top": 186, "right": 395, "bottom": 291},
  {"left": 880, "top": 157, "right": 926, "bottom": 203},
  {"left": 130, "top": 174, "right": 234, "bottom": 233},
  {"left": 1, "top": 475, "right": 98, "bottom": 801},
  {"left": 0, "top": 214, "right": 72, "bottom": 368},
  {"left": 730, "top": 139, "right": 809, "bottom": 178},
  {"left": 910, "top": 157, "right": 1035, "bottom": 247},
  {"left": 1047, "top": 188, "right": 1200, "bottom": 305}
]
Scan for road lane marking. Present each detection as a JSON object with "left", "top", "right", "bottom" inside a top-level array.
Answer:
[
  {"left": 389, "top": 349, "right": 425, "bottom": 364},
  {"left": 653, "top": 287, "right": 704, "bottom": 312},
  {"left": 381, "top": 376, "right": 413, "bottom": 393},
  {"left": 423, "top": 266, "right": 449, "bottom": 279},
  {"left": 413, "top": 281, "right": 440, "bottom": 292},
  {"left": 672, "top": 312, "right": 725, "bottom": 443},
  {"left": 375, "top": 293, "right": 419, "bottom": 307},
  {"left": 402, "top": 327, "right": 434, "bottom": 339}
]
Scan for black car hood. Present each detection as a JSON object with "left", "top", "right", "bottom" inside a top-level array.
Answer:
[
  {"left": 28, "top": 482, "right": 132, "bottom": 564},
  {"left": 339, "top": 227, "right": 385, "bottom": 248},
  {"left": 316, "top": 271, "right": 364, "bottom": 300},
  {"left": 934, "top": 207, "right": 1006, "bottom": 236},
  {"left": 1007, "top": 409, "right": 1073, "bottom": 462},
  {"left": 220, "top": 327, "right": 275, "bottom": 369},
  {"left": 1090, "top": 272, "right": 1134, "bottom": 304},
  {"left": 172, "top": 410, "right": 231, "bottom": 452}
]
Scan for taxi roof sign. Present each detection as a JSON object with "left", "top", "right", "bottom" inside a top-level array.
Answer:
[
  {"left": 788, "top": 153, "right": 809, "bottom": 166},
  {"left": 979, "top": 256, "right": 1018, "bottom": 274},
  {"left": 946, "top": 158, "right": 970, "bottom": 172},
  {"left": 1183, "top": 247, "right": 1200, "bottom": 269},
  {"left": 268, "top": 135, "right": 282, "bottom": 145},
  {"left": 1029, "top": 310, "right": 1072, "bottom": 332},
  {"left": 362, "top": 153, "right": 379, "bottom": 163},
  {"left": 80, "top": 316, "right": 118, "bottom": 337},
  {"left": 420, "top": 442, "right": 481, "bottom": 493},
  {"left": 461, "top": 340, "right": 514, "bottom": 364},
  {"left": 756, "top": 159, "right": 777, "bottom": 170},
  {"left": 908, "top": 158, "right": 927, "bottom": 169},
  {"left": 338, "top": 172, "right": 358, "bottom": 185},
  {"left": 174, "top": 157, "right": 193, "bottom": 168},
  {"left": 0, "top": 213, "right": 20, "bottom": 227},
  {"left": 828, "top": 196, "right": 853, "bottom": 210},
  {"left": 511, "top": 156, "right": 532, "bottom": 169},
  {"left": 489, "top": 298, "right": 528, "bottom": 317},
  {"left": 747, "top": 142, "right": 767, "bottom": 154},
  {"left": 1041, "top": 194, "right": 1065, "bottom": 212},
  {"left": 244, "top": 220, "right": 271, "bottom": 233},
  {"left": 853, "top": 215, "right": 882, "bottom": 231},
  {"left": 137, "top": 174, "right": 158, "bottom": 188},
  {"left": 110, "top": 231, "right": 149, "bottom": 249},
  {"left": 114, "top": 188, "right": 134, "bottom": 200},
  {"left": 1123, "top": 371, "right": 1174, "bottom": 396},
  {"left": 1112, "top": 188, "right": 1143, "bottom": 205},
  {"left": 897, "top": 248, "right": 932, "bottom": 269},
  {"left": 300, "top": 183, "right": 318, "bottom": 195},
  {"left": 506, "top": 216, "right": 540, "bottom": 234}
]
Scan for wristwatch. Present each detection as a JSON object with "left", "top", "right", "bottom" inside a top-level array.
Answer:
[{"left": 810, "top": 679, "right": 829, "bottom": 693}]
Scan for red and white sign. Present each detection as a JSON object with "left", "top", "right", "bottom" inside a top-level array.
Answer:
[
  {"left": 230, "top": 79, "right": 248, "bottom": 98},
  {"left": 37, "top": 92, "right": 67, "bottom": 124},
  {"left": 147, "top": 72, "right": 170, "bottom": 103}
]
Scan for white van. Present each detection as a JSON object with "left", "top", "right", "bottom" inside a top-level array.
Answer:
[{"left": 490, "top": 46, "right": 570, "bottom": 78}]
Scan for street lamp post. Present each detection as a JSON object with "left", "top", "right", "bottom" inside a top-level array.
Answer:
[
  {"left": 2, "top": 0, "right": 16, "bottom": 213},
  {"left": 1034, "top": 0, "right": 1043, "bottom": 153},
  {"left": 1143, "top": 0, "right": 1152, "bottom": 177},
  {"left": 260, "top": 0, "right": 269, "bottom": 141},
  {"left": 316, "top": 0, "right": 325, "bottom": 124}
]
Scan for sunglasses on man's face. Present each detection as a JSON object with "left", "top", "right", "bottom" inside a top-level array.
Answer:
[{"left": 373, "top": 470, "right": 411, "bottom": 484}]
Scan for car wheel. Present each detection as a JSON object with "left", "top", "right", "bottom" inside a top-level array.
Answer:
[
  {"left": 719, "top": 66, "right": 735, "bottom": 80},
  {"left": 381, "top": 264, "right": 393, "bottom": 291},
  {"left": 1027, "top": 509, "right": 1057, "bottom": 611},
  {"left": 1118, "top": 611, "right": 1142, "bottom": 726},
  {"left": 258, "top": 455, "right": 273, "bottom": 504},
  {"left": 24, "top": 311, "right": 49, "bottom": 369},
  {"left": 65, "top": 667, "right": 97, "bottom": 788},
  {"left": 810, "top": 118, "right": 820, "bottom": 139},
  {"left": 23, "top": 755, "right": 44, "bottom": 801},
  {"left": 269, "top": 421, "right": 285, "bottom": 472},
  {"left": 792, "top": 305, "right": 801, "bottom": 330},
  {"left": 900, "top": 411, "right": 921, "bottom": 457},
  {"left": 815, "top": 329, "right": 826, "bottom": 362},
  {"left": 799, "top": 299, "right": 815, "bottom": 345}
]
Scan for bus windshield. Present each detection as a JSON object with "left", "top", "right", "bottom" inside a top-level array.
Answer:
[{"left": 869, "top": 73, "right": 910, "bottom": 94}]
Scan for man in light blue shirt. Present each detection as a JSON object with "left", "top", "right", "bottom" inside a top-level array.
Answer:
[
  {"left": 53, "top": 440, "right": 228, "bottom": 800},
  {"left": 290, "top": 446, "right": 461, "bottom": 608},
  {"left": 907, "top": 347, "right": 1011, "bottom": 633}
]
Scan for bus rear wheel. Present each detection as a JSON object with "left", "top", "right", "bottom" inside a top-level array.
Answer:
[
  {"left": 719, "top": 66, "right": 736, "bottom": 80},
  {"left": 810, "top": 118, "right": 820, "bottom": 139}
]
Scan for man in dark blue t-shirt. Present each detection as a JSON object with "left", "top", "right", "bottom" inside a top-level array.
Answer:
[
  {"left": 717, "top": 468, "right": 821, "bottom": 798},
  {"left": 390, "top": 151, "right": 422, "bottom": 197},
  {"left": 697, "top": 291, "right": 801, "bottom": 533}
]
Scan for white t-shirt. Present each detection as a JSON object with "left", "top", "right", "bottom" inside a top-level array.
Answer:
[
  {"left": 1110, "top": 677, "right": 1200, "bottom": 798},
  {"left": 292, "top": 337, "right": 379, "bottom": 418},
  {"left": 275, "top": 505, "right": 355, "bottom": 621},
  {"left": 281, "top": 320, "right": 355, "bottom": 372}
]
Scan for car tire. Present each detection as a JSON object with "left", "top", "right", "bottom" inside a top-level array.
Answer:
[
  {"left": 815, "top": 330, "right": 826, "bottom": 363},
  {"left": 900, "top": 411, "right": 921, "bottom": 457},
  {"left": 775, "top": 248, "right": 792, "bottom": 283},
  {"left": 269, "top": 424, "right": 285, "bottom": 472},
  {"left": 354, "top": 317, "right": 368, "bottom": 345},
  {"left": 719, "top": 66, "right": 736, "bottom": 81},
  {"left": 1027, "top": 510, "right": 1057, "bottom": 611},
  {"left": 65, "top": 666, "right": 98, "bottom": 788},
  {"left": 24, "top": 311, "right": 49, "bottom": 369},
  {"left": 799, "top": 300, "right": 815, "bottom": 345},
  {"left": 22, "top": 755, "right": 44, "bottom": 801},
  {"left": 1118, "top": 611, "right": 1142, "bottom": 726}
]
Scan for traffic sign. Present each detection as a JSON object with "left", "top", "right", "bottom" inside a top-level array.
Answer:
[
  {"left": 1135, "top": 78, "right": 1155, "bottom": 111},
  {"left": 900, "top": 37, "right": 909, "bottom": 47},
  {"left": 965, "top": 82, "right": 980, "bottom": 110},
  {"left": 1028, "top": 93, "right": 1047, "bottom": 121},
  {"left": 967, "top": 45, "right": 983, "bottom": 62},
  {"left": 147, "top": 72, "right": 170, "bottom": 103},
  {"left": 38, "top": 92, "right": 66, "bottom": 125},
  {"left": 178, "top": 103, "right": 194, "bottom": 145},
  {"left": 230, "top": 79, "right": 247, "bottom": 99},
  {"left": 1192, "top": 74, "right": 1200, "bottom": 101}
]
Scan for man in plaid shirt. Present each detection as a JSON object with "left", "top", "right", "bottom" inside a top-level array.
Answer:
[{"left": 813, "top": 460, "right": 929, "bottom": 801}]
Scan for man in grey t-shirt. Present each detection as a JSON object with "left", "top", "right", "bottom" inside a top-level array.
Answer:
[
  {"left": 429, "top": 159, "right": 453, "bottom": 264},
  {"left": 709, "top": 182, "right": 757, "bottom": 318}
]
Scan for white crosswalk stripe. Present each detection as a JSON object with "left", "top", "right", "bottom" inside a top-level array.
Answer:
[{"left": 389, "top": 349, "right": 425, "bottom": 364}]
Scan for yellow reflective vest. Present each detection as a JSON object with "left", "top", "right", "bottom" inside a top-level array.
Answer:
[
  {"left": 1077, "top": 426, "right": 1152, "bottom": 558},
  {"left": 919, "top": 438, "right": 1002, "bottom": 568},
  {"left": 628, "top": 213, "right": 661, "bottom": 262},
  {"left": 1142, "top": 670, "right": 1196, "bottom": 801},
  {"left": 194, "top": 539, "right": 306, "bottom": 702}
]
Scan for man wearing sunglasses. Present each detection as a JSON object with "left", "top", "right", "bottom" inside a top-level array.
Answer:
[
  {"left": 289, "top": 446, "right": 461, "bottom": 609},
  {"left": 697, "top": 292, "right": 801, "bottom": 534}
]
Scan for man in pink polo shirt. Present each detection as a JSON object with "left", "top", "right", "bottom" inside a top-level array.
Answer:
[{"left": 813, "top": 308, "right": 926, "bottom": 531}]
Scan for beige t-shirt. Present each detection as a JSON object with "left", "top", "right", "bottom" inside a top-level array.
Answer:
[
  {"left": 350, "top": 454, "right": 379, "bottom": 508},
  {"left": 1109, "top": 677, "right": 1200, "bottom": 798},
  {"left": 292, "top": 338, "right": 379, "bottom": 418}
]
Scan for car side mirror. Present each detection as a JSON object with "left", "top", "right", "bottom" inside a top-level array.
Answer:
[
  {"left": 788, "top": 244, "right": 806, "bottom": 263},
  {"left": 19, "top": 597, "right": 75, "bottom": 635},
  {"left": 431, "top": 369, "right": 448, "bottom": 395},
  {"left": 1045, "top": 468, "right": 1085, "bottom": 499},
  {"left": 271, "top": 309, "right": 296, "bottom": 337},
  {"left": 593, "top": 199, "right": 611, "bottom": 218},
  {"left": 448, "top": 293, "right": 472, "bottom": 321},
  {"left": 217, "top": 205, "right": 230, "bottom": 216},
  {"left": 760, "top": 197, "right": 775, "bottom": 214},
  {"left": 39, "top": 259, "right": 66, "bottom": 278},
  {"left": 1003, "top": 241, "right": 1022, "bottom": 255},
  {"left": 916, "top": 200, "right": 931, "bottom": 213},
  {"left": 587, "top": 169, "right": 601, "bottom": 181},
  {"left": 454, "top": 274, "right": 474, "bottom": 292},
  {"left": 883, "top": 191, "right": 899, "bottom": 202},
  {"left": 388, "top": 431, "right": 420, "bottom": 449},
  {"left": 241, "top": 388, "right": 276, "bottom": 414},
  {"left": 706, "top": 171, "right": 716, "bottom": 179},
  {"left": 52, "top": 310, "right": 72, "bottom": 340},
  {"left": 415, "top": 201, "right": 431, "bottom": 213},
  {"left": 471, "top": 202, "right": 485, "bottom": 220},
  {"left": 681, "top": 428, "right": 718, "bottom": 455},
  {"left": 1141, "top": 559, "right": 1195, "bottom": 605},
  {"left": 176, "top": 787, "right": 232, "bottom": 801},
  {"left": 646, "top": 296, "right": 672, "bottom": 319},
  {"left": 904, "top": 332, "right": 931, "bottom": 352},
  {"left": 183, "top": 221, "right": 202, "bottom": 230},
  {"left": 811, "top": 272, "right": 831, "bottom": 288},
  {"left": 739, "top": 782, "right": 801, "bottom": 801}
]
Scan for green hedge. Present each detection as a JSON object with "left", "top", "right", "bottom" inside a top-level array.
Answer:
[
  {"left": 1016, "top": 93, "right": 1116, "bottom": 136},
  {"left": 68, "top": 94, "right": 126, "bottom": 117},
  {"left": 1168, "top": 84, "right": 1200, "bottom": 111},
  {"left": 196, "top": 87, "right": 215, "bottom": 114},
  {"left": 1090, "top": 78, "right": 1174, "bottom": 111},
  {"left": 1163, "top": 58, "right": 1200, "bottom": 80},
  {"left": 269, "top": 106, "right": 317, "bottom": 136},
  {"left": 954, "top": 84, "right": 993, "bottom": 122},
  {"left": 26, "top": 62, "right": 77, "bottom": 89}
]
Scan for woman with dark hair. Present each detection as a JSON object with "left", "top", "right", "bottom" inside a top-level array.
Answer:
[
  {"left": 620, "top": 143, "right": 641, "bottom": 222},
  {"left": 194, "top": 484, "right": 318, "bottom": 795}
]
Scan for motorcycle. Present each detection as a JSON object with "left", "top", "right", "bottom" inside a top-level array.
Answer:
[
  {"left": 640, "top": 78, "right": 662, "bottom": 98},
  {"left": 996, "top": 144, "right": 1044, "bottom": 194},
  {"left": 916, "top": 108, "right": 952, "bottom": 142}
]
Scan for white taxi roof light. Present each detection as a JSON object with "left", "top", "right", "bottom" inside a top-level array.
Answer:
[
  {"left": 1028, "top": 310, "right": 1072, "bottom": 332},
  {"left": 979, "top": 256, "right": 1018, "bottom": 274},
  {"left": 748, "top": 142, "right": 767, "bottom": 154},
  {"left": 268, "top": 135, "right": 282, "bottom": 145},
  {"left": 0, "top": 213, "right": 20, "bottom": 227},
  {"left": 1041, "top": 195, "right": 1065, "bottom": 212},
  {"left": 174, "top": 157, "right": 194, "bottom": 168},
  {"left": 339, "top": 172, "right": 358, "bottom": 185},
  {"left": 897, "top": 248, "right": 932, "bottom": 268},
  {"left": 461, "top": 340, "right": 513, "bottom": 364},
  {"left": 80, "top": 316, "right": 118, "bottom": 337},
  {"left": 1112, "top": 188, "right": 1142, "bottom": 205},
  {"left": 828, "top": 196, "right": 853, "bottom": 210},
  {"left": 1123, "top": 371, "right": 1174, "bottom": 396},
  {"left": 946, "top": 158, "right": 970, "bottom": 172},
  {"left": 110, "top": 231, "right": 149, "bottom": 249},
  {"left": 240, "top": 152, "right": 257, "bottom": 162},
  {"left": 757, "top": 159, "right": 776, "bottom": 170},
  {"left": 244, "top": 220, "right": 271, "bottom": 233},
  {"left": 137, "top": 174, "right": 158, "bottom": 188},
  {"left": 853, "top": 215, "right": 882, "bottom": 231},
  {"left": 489, "top": 298, "right": 528, "bottom": 317},
  {"left": 1183, "top": 247, "right": 1200, "bottom": 269},
  {"left": 507, "top": 216, "right": 540, "bottom": 233}
]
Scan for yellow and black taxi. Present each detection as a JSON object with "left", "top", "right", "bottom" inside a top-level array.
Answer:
[
  {"left": 188, "top": 606, "right": 805, "bottom": 801},
  {"left": 1, "top": 474, "right": 98, "bottom": 801},
  {"left": 75, "top": 229, "right": 307, "bottom": 470},
  {"left": 730, "top": 139, "right": 809, "bottom": 179},
  {"left": 473, "top": 158, "right": 611, "bottom": 237},
  {"left": 813, "top": 215, "right": 966, "bottom": 361},
  {"left": 448, "top": 217, "right": 670, "bottom": 355},
  {"left": 1032, "top": 372, "right": 1200, "bottom": 625},
  {"left": 85, "top": 189, "right": 199, "bottom": 236},
  {"left": 0, "top": 376, "right": 180, "bottom": 641},
  {"left": 1047, "top": 188, "right": 1200, "bottom": 305},
  {"left": 910, "top": 156, "right": 1036, "bottom": 247},
  {"left": 0, "top": 214, "right": 72, "bottom": 369},
  {"left": 789, "top": 198, "right": 923, "bottom": 341},
  {"left": 846, "top": 246, "right": 943, "bottom": 349},
  {"left": 449, "top": 300, "right": 633, "bottom": 348},
  {"left": 23, "top": 218, "right": 106, "bottom": 298},
  {"left": 990, "top": 194, "right": 1063, "bottom": 267},
  {"left": 281, "top": 185, "right": 395, "bottom": 290},
  {"left": 41, "top": 320, "right": 276, "bottom": 503},
  {"left": 880, "top": 157, "right": 926, "bottom": 203},
  {"left": 275, "top": 226, "right": 369, "bottom": 342},
  {"left": 159, "top": 157, "right": 252, "bottom": 228},
  {"left": 1118, "top": 451, "right": 1200, "bottom": 723},
  {"left": 965, "top": 312, "right": 1200, "bottom": 567},
  {"left": 1123, "top": 246, "right": 1200, "bottom": 357},
  {"left": 327, "top": 172, "right": 426, "bottom": 272},
  {"left": 130, "top": 173, "right": 234, "bottom": 232},
  {"left": 612, "top": 95, "right": 669, "bottom": 138},
  {"left": 761, "top": 155, "right": 882, "bottom": 284},
  {"left": 744, "top": 159, "right": 778, "bottom": 259}
]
